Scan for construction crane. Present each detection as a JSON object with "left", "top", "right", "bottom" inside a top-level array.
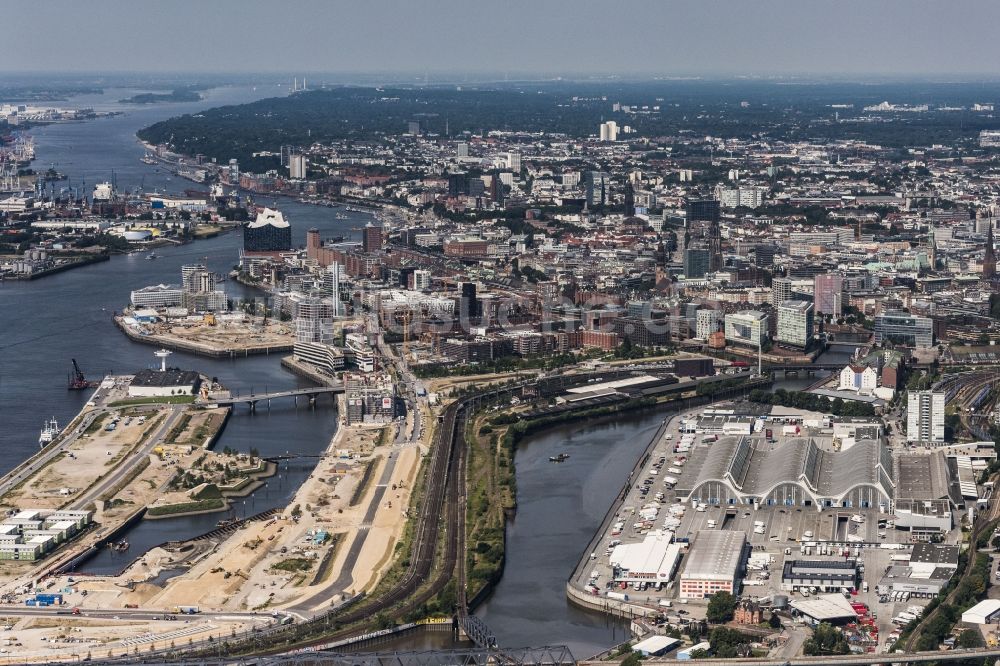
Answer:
[{"left": 67, "top": 359, "right": 98, "bottom": 391}]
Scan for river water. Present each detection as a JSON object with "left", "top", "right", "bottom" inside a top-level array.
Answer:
[
  {"left": 0, "top": 82, "right": 858, "bottom": 655},
  {"left": 0, "top": 84, "right": 371, "bottom": 573}
]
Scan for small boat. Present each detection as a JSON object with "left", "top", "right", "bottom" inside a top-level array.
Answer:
[
  {"left": 110, "top": 540, "right": 130, "bottom": 552},
  {"left": 38, "top": 418, "right": 60, "bottom": 447},
  {"left": 146, "top": 252, "right": 157, "bottom": 260},
  {"left": 549, "top": 453, "right": 570, "bottom": 463}
]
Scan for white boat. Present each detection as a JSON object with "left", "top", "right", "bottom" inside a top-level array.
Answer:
[{"left": 39, "top": 418, "right": 60, "bottom": 447}]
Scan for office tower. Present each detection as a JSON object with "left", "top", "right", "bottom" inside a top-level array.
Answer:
[
  {"left": 584, "top": 171, "right": 609, "bottom": 207},
  {"left": 506, "top": 151, "right": 521, "bottom": 173},
  {"left": 244, "top": 208, "right": 291, "bottom": 252},
  {"left": 413, "top": 269, "right": 431, "bottom": 290},
  {"left": 448, "top": 172, "right": 469, "bottom": 197},
  {"left": 460, "top": 282, "right": 480, "bottom": 319},
  {"left": 906, "top": 391, "right": 945, "bottom": 444},
  {"left": 686, "top": 199, "right": 721, "bottom": 224},
  {"left": 985, "top": 222, "right": 997, "bottom": 279},
  {"left": 323, "top": 262, "right": 343, "bottom": 317},
  {"left": 686, "top": 199, "right": 722, "bottom": 272},
  {"left": 724, "top": 311, "right": 768, "bottom": 347},
  {"left": 455, "top": 141, "right": 469, "bottom": 157},
  {"left": 683, "top": 246, "right": 711, "bottom": 278},
  {"left": 295, "top": 297, "right": 334, "bottom": 344},
  {"left": 362, "top": 223, "right": 383, "bottom": 253},
  {"left": 814, "top": 273, "right": 844, "bottom": 316},
  {"left": 468, "top": 177, "right": 485, "bottom": 198},
  {"left": 755, "top": 245, "right": 776, "bottom": 267},
  {"left": 623, "top": 182, "right": 635, "bottom": 216},
  {"left": 407, "top": 120, "right": 421, "bottom": 136},
  {"left": 288, "top": 154, "right": 307, "bottom": 179},
  {"left": 874, "top": 311, "right": 934, "bottom": 348},
  {"left": 771, "top": 277, "right": 792, "bottom": 305},
  {"left": 776, "top": 300, "right": 814, "bottom": 349},
  {"left": 490, "top": 171, "right": 504, "bottom": 207}
]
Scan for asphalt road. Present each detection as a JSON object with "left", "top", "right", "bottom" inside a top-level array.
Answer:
[{"left": 69, "top": 406, "right": 186, "bottom": 509}]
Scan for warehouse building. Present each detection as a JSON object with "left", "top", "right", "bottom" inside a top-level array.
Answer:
[
  {"left": 789, "top": 593, "right": 860, "bottom": 626},
  {"left": 877, "top": 564, "right": 953, "bottom": 598},
  {"left": 962, "top": 599, "right": 1000, "bottom": 625},
  {"left": 632, "top": 636, "right": 681, "bottom": 657},
  {"left": 678, "top": 530, "right": 746, "bottom": 599},
  {"left": 676, "top": 436, "right": 894, "bottom": 510},
  {"left": 781, "top": 559, "right": 859, "bottom": 593},
  {"left": 893, "top": 453, "right": 954, "bottom": 540},
  {"left": 609, "top": 532, "right": 683, "bottom": 584}
]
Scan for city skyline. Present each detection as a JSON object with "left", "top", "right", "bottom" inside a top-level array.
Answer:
[{"left": 6, "top": 0, "right": 1000, "bottom": 78}]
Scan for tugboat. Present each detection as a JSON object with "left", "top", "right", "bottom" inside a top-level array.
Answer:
[
  {"left": 549, "top": 453, "right": 570, "bottom": 463},
  {"left": 38, "top": 418, "right": 60, "bottom": 448},
  {"left": 110, "top": 540, "right": 130, "bottom": 552}
]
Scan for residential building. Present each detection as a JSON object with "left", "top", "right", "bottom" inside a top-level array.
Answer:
[{"left": 907, "top": 391, "right": 946, "bottom": 445}]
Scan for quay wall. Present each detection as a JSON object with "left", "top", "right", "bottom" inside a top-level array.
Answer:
[{"left": 114, "top": 315, "right": 292, "bottom": 358}]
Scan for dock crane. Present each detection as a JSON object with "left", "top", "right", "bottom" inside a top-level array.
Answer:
[{"left": 67, "top": 359, "right": 99, "bottom": 391}]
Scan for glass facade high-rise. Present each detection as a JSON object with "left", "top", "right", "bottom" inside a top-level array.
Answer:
[
  {"left": 814, "top": 273, "right": 844, "bottom": 316},
  {"left": 684, "top": 246, "right": 711, "bottom": 278},
  {"left": 874, "top": 311, "right": 934, "bottom": 348}
]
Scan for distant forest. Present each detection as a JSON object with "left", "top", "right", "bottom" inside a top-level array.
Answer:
[{"left": 137, "top": 81, "right": 1000, "bottom": 172}]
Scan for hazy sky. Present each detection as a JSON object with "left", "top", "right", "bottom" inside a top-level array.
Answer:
[{"left": 7, "top": 0, "right": 1000, "bottom": 78}]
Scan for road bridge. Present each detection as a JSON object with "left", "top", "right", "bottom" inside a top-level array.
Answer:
[{"left": 203, "top": 385, "right": 343, "bottom": 411}]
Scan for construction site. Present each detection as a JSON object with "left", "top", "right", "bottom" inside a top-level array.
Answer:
[
  {"left": 115, "top": 311, "right": 295, "bottom": 358},
  {"left": 0, "top": 350, "right": 432, "bottom": 662}
]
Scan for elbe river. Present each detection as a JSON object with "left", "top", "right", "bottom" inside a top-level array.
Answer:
[{"left": 0, "top": 85, "right": 827, "bottom": 656}]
